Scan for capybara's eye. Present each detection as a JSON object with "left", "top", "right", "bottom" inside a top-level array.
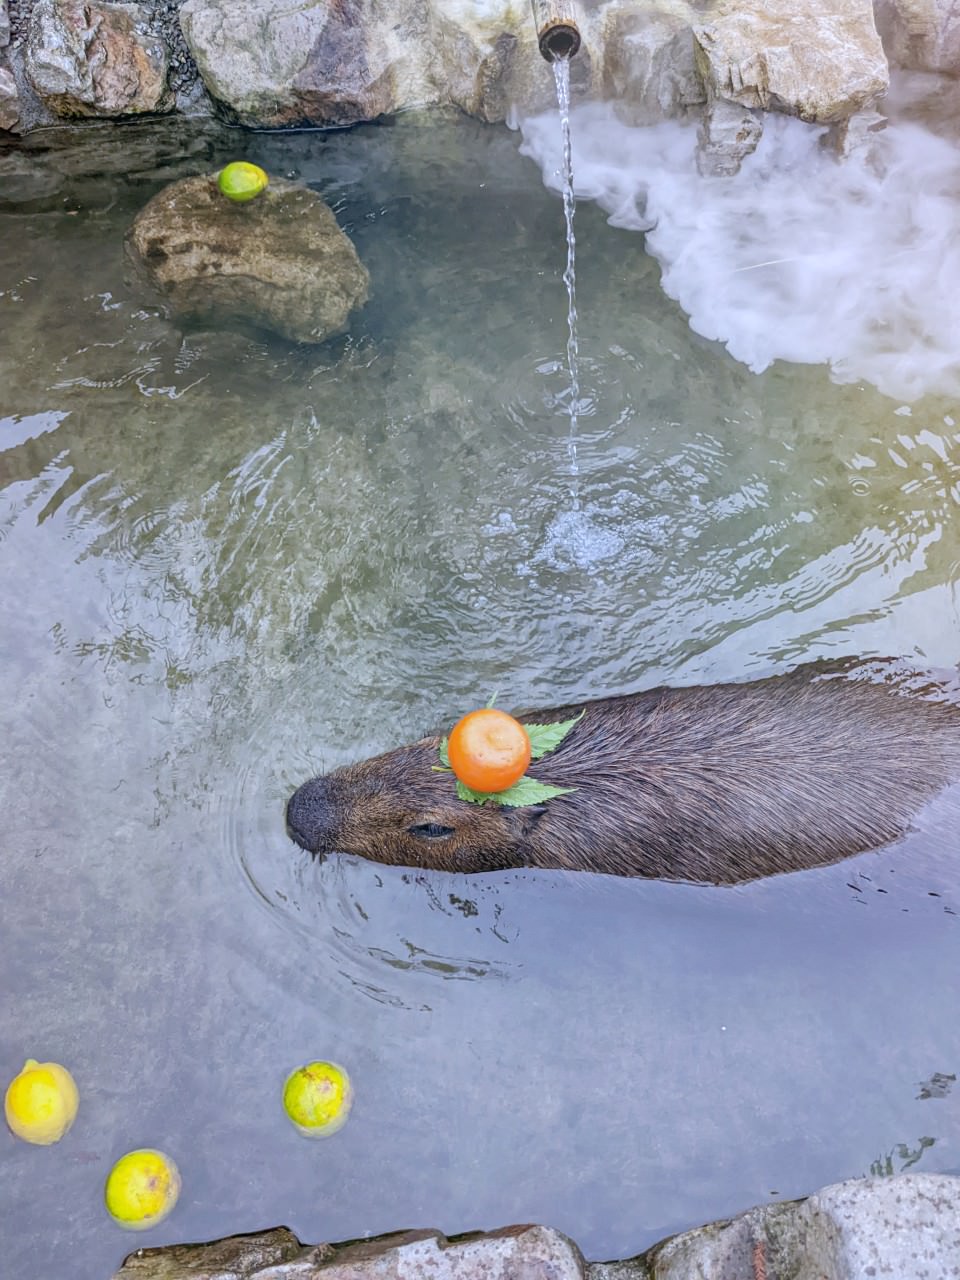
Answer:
[{"left": 407, "top": 823, "right": 456, "bottom": 840}]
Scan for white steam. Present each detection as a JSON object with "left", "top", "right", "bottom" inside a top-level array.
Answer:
[{"left": 515, "top": 77, "right": 960, "bottom": 403}]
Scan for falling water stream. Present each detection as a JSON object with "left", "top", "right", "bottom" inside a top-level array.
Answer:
[{"left": 553, "top": 56, "right": 580, "bottom": 494}]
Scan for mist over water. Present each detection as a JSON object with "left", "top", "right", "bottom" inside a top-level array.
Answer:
[{"left": 516, "top": 73, "right": 960, "bottom": 404}]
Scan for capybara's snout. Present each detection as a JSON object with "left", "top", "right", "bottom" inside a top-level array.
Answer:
[{"left": 285, "top": 778, "right": 327, "bottom": 854}]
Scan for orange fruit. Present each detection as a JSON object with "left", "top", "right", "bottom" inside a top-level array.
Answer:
[{"left": 447, "top": 709, "right": 531, "bottom": 793}]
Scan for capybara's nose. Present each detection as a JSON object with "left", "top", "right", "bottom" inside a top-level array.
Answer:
[{"left": 285, "top": 781, "right": 322, "bottom": 853}]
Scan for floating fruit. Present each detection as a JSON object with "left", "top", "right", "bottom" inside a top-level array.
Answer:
[
  {"left": 4, "top": 1058, "right": 79, "bottom": 1145},
  {"left": 217, "top": 161, "right": 269, "bottom": 203},
  {"left": 104, "top": 1149, "right": 181, "bottom": 1231},
  {"left": 282, "top": 1061, "right": 353, "bottom": 1138},
  {"left": 447, "top": 708, "right": 532, "bottom": 793}
]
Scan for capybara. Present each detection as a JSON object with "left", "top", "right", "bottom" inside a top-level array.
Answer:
[{"left": 285, "top": 660, "right": 960, "bottom": 884}]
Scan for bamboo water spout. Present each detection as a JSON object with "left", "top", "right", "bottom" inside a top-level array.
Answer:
[{"left": 531, "top": 0, "right": 581, "bottom": 61}]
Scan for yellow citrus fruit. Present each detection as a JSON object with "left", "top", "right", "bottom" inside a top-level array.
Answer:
[
  {"left": 217, "top": 161, "right": 269, "bottom": 203},
  {"left": 104, "top": 1149, "right": 181, "bottom": 1231},
  {"left": 4, "top": 1058, "right": 79, "bottom": 1145},
  {"left": 282, "top": 1061, "right": 352, "bottom": 1138}
]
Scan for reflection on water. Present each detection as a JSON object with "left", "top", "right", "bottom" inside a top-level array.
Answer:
[{"left": 1, "top": 109, "right": 959, "bottom": 1278}]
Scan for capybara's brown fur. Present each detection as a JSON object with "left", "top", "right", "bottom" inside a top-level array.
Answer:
[{"left": 285, "top": 661, "right": 960, "bottom": 884}]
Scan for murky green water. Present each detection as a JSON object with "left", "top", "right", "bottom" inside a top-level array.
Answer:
[{"left": 2, "top": 113, "right": 959, "bottom": 1278}]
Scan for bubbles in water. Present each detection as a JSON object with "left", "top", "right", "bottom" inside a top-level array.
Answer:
[{"left": 528, "top": 506, "right": 626, "bottom": 572}]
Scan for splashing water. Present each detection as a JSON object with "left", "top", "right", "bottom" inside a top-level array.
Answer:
[{"left": 553, "top": 56, "right": 580, "bottom": 491}]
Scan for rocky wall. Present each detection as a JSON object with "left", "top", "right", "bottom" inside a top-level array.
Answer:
[{"left": 0, "top": 1, "right": 959, "bottom": 168}]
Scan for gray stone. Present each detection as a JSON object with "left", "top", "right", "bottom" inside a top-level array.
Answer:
[
  {"left": 693, "top": 0, "right": 889, "bottom": 124},
  {"left": 875, "top": 0, "right": 960, "bottom": 73},
  {"left": 696, "top": 93, "right": 763, "bottom": 176},
  {"left": 125, "top": 173, "right": 370, "bottom": 345},
  {"left": 0, "top": 0, "right": 10, "bottom": 47},
  {"left": 25, "top": 0, "right": 171, "bottom": 117},
  {"left": 108, "top": 1177, "right": 960, "bottom": 1280},
  {"left": 585, "top": 1173, "right": 960, "bottom": 1280},
  {"left": 0, "top": 62, "right": 19, "bottom": 129},
  {"left": 113, "top": 1224, "right": 586, "bottom": 1280},
  {"left": 177, "top": 0, "right": 701, "bottom": 130},
  {"left": 179, "top": 0, "right": 434, "bottom": 129},
  {"left": 601, "top": 0, "right": 706, "bottom": 127},
  {"left": 798, "top": 1174, "right": 960, "bottom": 1279},
  {"left": 822, "top": 107, "right": 888, "bottom": 160},
  {"left": 432, "top": 3, "right": 588, "bottom": 126}
]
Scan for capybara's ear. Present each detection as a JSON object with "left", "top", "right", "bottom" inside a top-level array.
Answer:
[{"left": 508, "top": 805, "right": 548, "bottom": 840}]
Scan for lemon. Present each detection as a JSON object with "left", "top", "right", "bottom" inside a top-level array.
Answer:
[
  {"left": 104, "top": 1149, "right": 181, "bottom": 1231},
  {"left": 217, "top": 161, "right": 269, "bottom": 203},
  {"left": 282, "top": 1061, "right": 352, "bottom": 1138},
  {"left": 4, "top": 1058, "right": 79, "bottom": 1145}
]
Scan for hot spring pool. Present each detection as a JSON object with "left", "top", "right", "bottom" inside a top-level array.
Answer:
[{"left": 1, "top": 101, "right": 959, "bottom": 1278}]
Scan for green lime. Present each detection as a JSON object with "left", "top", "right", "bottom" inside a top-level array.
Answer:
[
  {"left": 217, "top": 162, "right": 269, "bottom": 203},
  {"left": 4, "top": 1058, "right": 79, "bottom": 1145},
  {"left": 104, "top": 1148, "right": 181, "bottom": 1230},
  {"left": 282, "top": 1061, "right": 352, "bottom": 1138}
]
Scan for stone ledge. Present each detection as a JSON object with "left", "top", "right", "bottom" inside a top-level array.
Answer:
[{"left": 111, "top": 1174, "right": 960, "bottom": 1280}]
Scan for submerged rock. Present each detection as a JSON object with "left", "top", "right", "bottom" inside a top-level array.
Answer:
[
  {"left": 125, "top": 173, "right": 370, "bottom": 344},
  {"left": 25, "top": 0, "right": 171, "bottom": 117}
]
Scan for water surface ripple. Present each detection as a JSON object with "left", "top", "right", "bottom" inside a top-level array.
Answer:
[{"left": 0, "top": 112, "right": 958, "bottom": 1278}]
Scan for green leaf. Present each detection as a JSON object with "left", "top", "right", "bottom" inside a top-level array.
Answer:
[
  {"left": 456, "top": 776, "right": 577, "bottom": 808},
  {"left": 524, "top": 710, "right": 584, "bottom": 760},
  {"left": 494, "top": 777, "right": 578, "bottom": 807},
  {"left": 485, "top": 689, "right": 499, "bottom": 709},
  {"left": 438, "top": 736, "right": 450, "bottom": 768},
  {"left": 455, "top": 780, "right": 494, "bottom": 804}
]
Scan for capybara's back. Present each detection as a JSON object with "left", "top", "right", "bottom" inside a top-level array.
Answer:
[{"left": 285, "top": 661, "right": 960, "bottom": 884}]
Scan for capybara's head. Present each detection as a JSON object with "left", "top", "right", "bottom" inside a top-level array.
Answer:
[{"left": 286, "top": 737, "right": 541, "bottom": 873}]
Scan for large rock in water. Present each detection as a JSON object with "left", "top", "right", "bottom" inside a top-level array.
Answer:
[
  {"left": 125, "top": 175, "right": 370, "bottom": 344},
  {"left": 25, "top": 0, "right": 171, "bottom": 117}
]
